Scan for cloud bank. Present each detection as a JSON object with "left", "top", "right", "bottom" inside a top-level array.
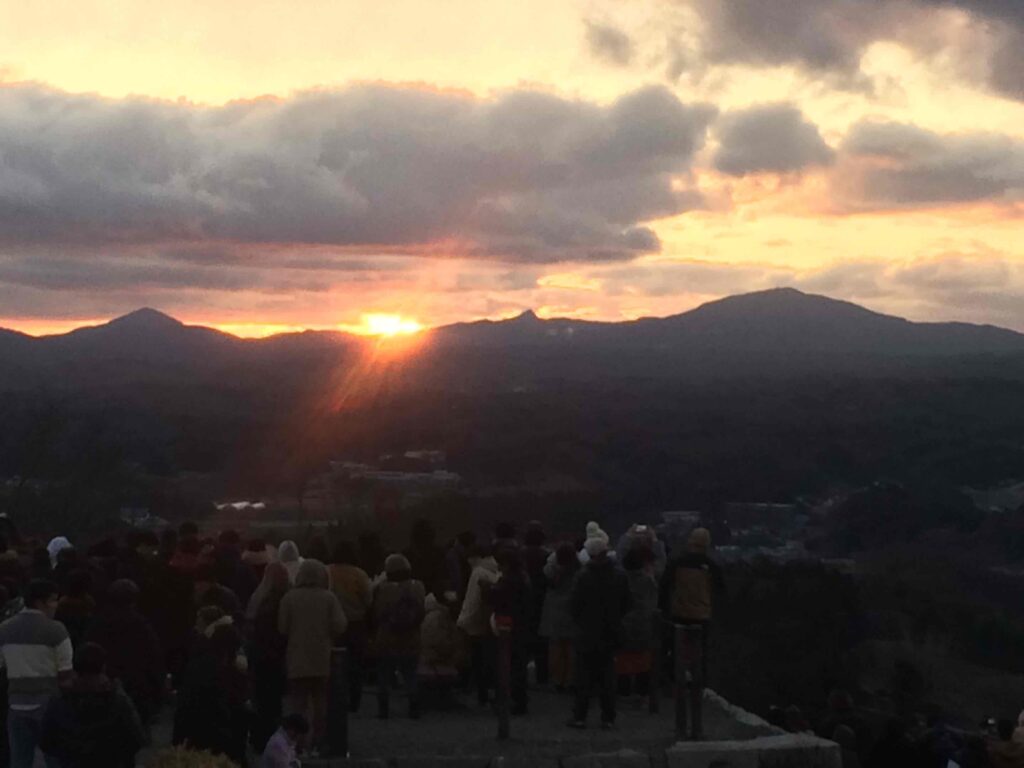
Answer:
[{"left": 0, "top": 82, "right": 716, "bottom": 263}]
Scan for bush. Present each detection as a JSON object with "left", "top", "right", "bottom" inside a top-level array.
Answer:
[{"left": 146, "top": 747, "right": 238, "bottom": 768}]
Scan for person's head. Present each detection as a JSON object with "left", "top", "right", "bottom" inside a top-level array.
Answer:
[
  {"left": 209, "top": 623, "right": 242, "bottom": 665},
  {"left": 261, "top": 562, "right": 291, "bottom": 595},
  {"left": 281, "top": 712, "right": 310, "bottom": 744},
  {"left": 305, "top": 536, "right": 329, "bottom": 563},
  {"left": 998, "top": 718, "right": 1016, "bottom": 742},
  {"left": 294, "top": 559, "right": 329, "bottom": 589},
  {"left": 524, "top": 521, "right": 546, "bottom": 548},
  {"left": 584, "top": 536, "right": 608, "bottom": 561},
  {"left": 27, "top": 579, "right": 59, "bottom": 617},
  {"left": 555, "top": 543, "right": 579, "bottom": 570},
  {"left": 65, "top": 569, "right": 93, "bottom": 599},
  {"left": 73, "top": 642, "right": 107, "bottom": 677},
  {"left": 108, "top": 579, "right": 140, "bottom": 610},
  {"left": 331, "top": 541, "right": 357, "bottom": 566},
  {"left": 687, "top": 527, "right": 711, "bottom": 554},
  {"left": 384, "top": 553, "right": 412, "bottom": 581},
  {"left": 411, "top": 519, "right": 436, "bottom": 548},
  {"left": 278, "top": 540, "right": 300, "bottom": 564}
]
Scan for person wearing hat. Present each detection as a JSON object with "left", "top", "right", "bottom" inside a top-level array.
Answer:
[
  {"left": 372, "top": 554, "right": 426, "bottom": 719},
  {"left": 567, "top": 536, "right": 631, "bottom": 730},
  {"left": 659, "top": 527, "right": 724, "bottom": 740}
]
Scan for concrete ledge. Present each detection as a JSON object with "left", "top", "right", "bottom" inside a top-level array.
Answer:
[{"left": 665, "top": 735, "right": 840, "bottom": 768}]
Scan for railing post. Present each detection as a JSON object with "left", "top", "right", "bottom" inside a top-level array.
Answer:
[
  {"left": 495, "top": 617, "right": 512, "bottom": 740},
  {"left": 327, "top": 646, "right": 349, "bottom": 758}
]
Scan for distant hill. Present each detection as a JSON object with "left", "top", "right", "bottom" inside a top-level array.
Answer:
[{"left": 3, "top": 288, "right": 1024, "bottom": 392}]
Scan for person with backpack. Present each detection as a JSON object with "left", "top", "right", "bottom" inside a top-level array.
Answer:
[
  {"left": 371, "top": 554, "right": 426, "bottom": 720},
  {"left": 277, "top": 559, "right": 346, "bottom": 755}
]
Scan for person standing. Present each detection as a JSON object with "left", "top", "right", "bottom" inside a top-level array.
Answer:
[
  {"left": 659, "top": 527, "right": 724, "bottom": 741},
  {"left": 327, "top": 542, "right": 371, "bottom": 713},
  {"left": 456, "top": 545, "right": 500, "bottom": 706},
  {"left": 567, "top": 538, "right": 631, "bottom": 730},
  {"left": 539, "top": 544, "right": 580, "bottom": 692},
  {"left": 371, "top": 554, "right": 426, "bottom": 720},
  {"left": 246, "top": 561, "right": 291, "bottom": 752},
  {"left": 0, "top": 580, "right": 73, "bottom": 768},
  {"left": 278, "top": 558, "right": 346, "bottom": 754}
]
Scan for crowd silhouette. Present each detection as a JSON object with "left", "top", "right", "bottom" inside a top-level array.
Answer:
[{"left": 0, "top": 515, "right": 1016, "bottom": 767}]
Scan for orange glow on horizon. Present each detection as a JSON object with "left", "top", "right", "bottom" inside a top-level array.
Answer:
[{"left": 345, "top": 313, "right": 424, "bottom": 337}]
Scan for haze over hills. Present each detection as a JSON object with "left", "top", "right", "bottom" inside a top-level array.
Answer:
[{"left": 3, "top": 288, "right": 1024, "bottom": 392}]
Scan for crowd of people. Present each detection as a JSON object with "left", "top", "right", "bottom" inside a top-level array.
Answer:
[{"left": 0, "top": 514, "right": 1020, "bottom": 768}]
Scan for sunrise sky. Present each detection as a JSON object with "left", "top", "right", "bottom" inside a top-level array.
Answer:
[{"left": 1, "top": 0, "right": 1022, "bottom": 335}]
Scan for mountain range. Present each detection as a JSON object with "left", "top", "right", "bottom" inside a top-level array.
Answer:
[{"left": 3, "top": 288, "right": 1024, "bottom": 392}]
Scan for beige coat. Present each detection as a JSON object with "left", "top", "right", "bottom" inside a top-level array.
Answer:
[{"left": 278, "top": 586, "right": 347, "bottom": 679}]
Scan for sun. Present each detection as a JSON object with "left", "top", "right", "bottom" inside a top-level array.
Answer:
[{"left": 358, "top": 313, "right": 423, "bottom": 337}]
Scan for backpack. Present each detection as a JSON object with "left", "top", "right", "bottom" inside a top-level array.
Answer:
[{"left": 385, "top": 584, "right": 425, "bottom": 633}]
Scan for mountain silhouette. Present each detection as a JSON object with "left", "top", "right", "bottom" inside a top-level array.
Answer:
[{"left": 2, "top": 288, "right": 1024, "bottom": 391}]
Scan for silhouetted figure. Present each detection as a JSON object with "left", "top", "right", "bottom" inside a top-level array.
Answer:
[
  {"left": 246, "top": 561, "right": 290, "bottom": 752},
  {"left": 328, "top": 541, "right": 371, "bottom": 712},
  {"left": 84, "top": 579, "right": 164, "bottom": 726},
  {"left": 372, "top": 554, "right": 426, "bottom": 720},
  {"left": 456, "top": 545, "right": 500, "bottom": 705},
  {"left": 540, "top": 543, "right": 580, "bottom": 692},
  {"left": 54, "top": 569, "right": 95, "bottom": 650},
  {"left": 445, "top": 531, "right": 476, "bottom": 611},
  {"left": 278, "top": 559, "right": 346, "bottom": 751},
  {"left": 491, "top": 547, "right": 532, "bottom": 715},
  {"left": 404, "top": 520, "right": 447, "bottom": 599},
  {"left": 522, "top": 522, "right": 550, "bottom": 685},
  {"left": 568, "top": 537, "right": 631, "bottom": 729},
  {"left": 617, "top": 547, "right": 658, "bottom": 697},
  {"left": 39, "top": 643, "right": 145, "bottom": 768}
]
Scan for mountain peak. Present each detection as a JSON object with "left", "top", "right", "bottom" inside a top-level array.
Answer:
[
  {"left": 511, "top": 309, "right": 540, "bottom": 323},
  {"left": 107, "top": 308, "right": 183, "bottom": 329}
]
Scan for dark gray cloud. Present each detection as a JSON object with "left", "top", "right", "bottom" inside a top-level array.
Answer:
[
  {"left": 584, "top": 21, "right": 635, "bottom": 67},
  {"left": 833, "top": 120, "right": 1024, "bottom": 209},
  {"left": 0, "top": 82, "right": 716, "bottom": 266},
  {"left": 713, "top": 103, "right": 834, "bottom": 176},
  {"left": 682, "top": 0, "right": 1024, "bottom": 100}
]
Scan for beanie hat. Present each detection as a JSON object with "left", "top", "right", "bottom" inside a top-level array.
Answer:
[
  {"left": 585, "top": 521, "right": 609, "bottom": 544},
  {"left": 385, "top": 553, "right": 411, "bottom": 575},
  {"left": 584, "top": 536, "right": 608, "bottom": 558}
]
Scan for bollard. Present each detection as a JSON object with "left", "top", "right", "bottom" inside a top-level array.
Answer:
[
  {"left": 494, "top": 615, "right": 513, "bottom": 740},
  {"left": 327, "top": 646, "right": 349, "bottom": 758},
  {"left": 673, "top": 624, "right": 704, "bottom": 741}
]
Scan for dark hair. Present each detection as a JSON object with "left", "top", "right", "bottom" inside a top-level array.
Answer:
[
  {"left": 622, "top": 546, "right": 654, "bottom": 572},
  {"left": 210, "top": 624, "right": 242, "bottom": 664},
  {"left": 331, "top": 541, "right": 356, "bottom": 566},
  {"left": 108, "top": 579, "right": 140, "bottom": 609},
  {"left": 305, "top": 536, "right": 329, "bottom": 563},
  {"left": 555, "top": 543, "right": 579, "bottom": 569},
  {"left": 178, "top": 536, "right": 201, "bottom": 556},
  {"left": 27, "top": 579, "right": 58, "bottom": 609},
  {"left": 524, "top": 524, "right": 546, "bottom": 548},
  {"left": 282, "top": 712, "right": 310, "bottom": 735},
  {"left": 74, "top": 642, "right": 107, "bottom": 676},
  {"left": 179, "top": 522, "right": 199, "bottom": 538},
  {"left": 65, "top": 569, "right": 93, "bottom": 598}
]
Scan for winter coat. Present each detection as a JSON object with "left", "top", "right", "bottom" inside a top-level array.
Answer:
[
  {"left": 620, "top": 570, "right": 659, "bottom": 652},
  {"left": 419, "top": 594, "right": 462, "bottom": 668},
  {"left": 40, "top": 676, "right": 144, "bottom": 768},
  {"left": 456, "top": 558, "right": 500, "bottom": 637},
  {"left": 490, "top": 569, "right": 532, "bottom": 638},
  {"left": 371, "top": 576, "right": 426, "bottom": 657},
  {"left": 569, "top": 557, "right": 631, "bottom": 652},
  {"left": 328, "top": 564, "right": 372, "bottom": 623},
  {"left": 278, "top": 584, "right": 347, "bottom": 679},
  {"left": 84, "top": 608, "right": 164, "bottom": 722},
  {"left": 538, "top": 556, "right": 579, "bottom": 640},
  {"left": 659, "top": 552, "right": 724, "bottom": 623}
]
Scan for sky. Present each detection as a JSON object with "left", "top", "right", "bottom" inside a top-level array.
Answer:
[{"left": 1, "top": 0, "right": 1022, "bottom": 336}]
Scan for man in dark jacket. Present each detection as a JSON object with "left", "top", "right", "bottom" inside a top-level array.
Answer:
[
  {"left": 568, "top": 537, "right": 631, "bottom": 729},
  {"left": 40, "top": 643, "right": 145, "bottom": 768},
  {"left": 491, "top": 547, "right": 532, "bottom": 715},
  {"left": 659, "top": 527, "right": 724, "bottom": 740}
]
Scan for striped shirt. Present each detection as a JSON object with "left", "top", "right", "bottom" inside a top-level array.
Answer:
[{"left": 0, "top": 609, "right": 73, "bottom": 710}]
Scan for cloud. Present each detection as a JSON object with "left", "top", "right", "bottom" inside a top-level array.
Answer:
[
  {"left": 679, "top": 0, "right": 1024, "bottom": 100},
  {"left": 0, "top": 82, "right": 716, "bottom": 266},
  {"left": 584, "top": 21, "right": 635, "bottom": 67},
  {"left": 831, "top": 120, "right": 1024, "bottom": 209},
  {"left": 713, "top": 103, "right": 835, "bottom": 176}
]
